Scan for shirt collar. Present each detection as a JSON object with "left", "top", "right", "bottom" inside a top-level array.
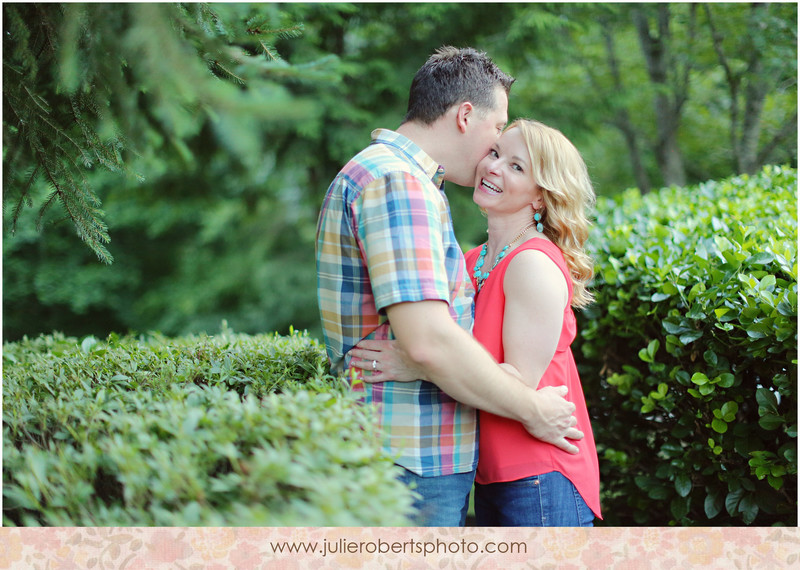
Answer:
[{"left": 370, "top": 128, "right": 446, "bottom": 188}]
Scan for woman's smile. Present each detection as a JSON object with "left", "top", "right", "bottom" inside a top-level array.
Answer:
[{"left": 479, "top": 178, "right": 503, "bottom": 195}]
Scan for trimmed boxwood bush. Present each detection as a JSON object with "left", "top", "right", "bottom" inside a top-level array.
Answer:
[
  {"left": 3, "top": 328, "right": 416, "bottom": 526},
  {"left": 577, "top": 165, "right": 797, "bottom": 526}
]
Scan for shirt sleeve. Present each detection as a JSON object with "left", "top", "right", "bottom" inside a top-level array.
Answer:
[{"left": 353, "top": 171, "right": 452, "bottom": 313}]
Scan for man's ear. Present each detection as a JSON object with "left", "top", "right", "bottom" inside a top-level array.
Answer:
[{"left": 456, "top": 101, "right": 473, "bottom": 133}]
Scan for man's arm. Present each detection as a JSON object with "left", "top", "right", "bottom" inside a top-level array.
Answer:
[{"left": 385, "top": 300, "right": 583, "bottom": 453}]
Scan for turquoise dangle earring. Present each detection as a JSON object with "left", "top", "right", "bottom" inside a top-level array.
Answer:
[{"left": 534, "top": 210, "right": 544, "bottom": 233}]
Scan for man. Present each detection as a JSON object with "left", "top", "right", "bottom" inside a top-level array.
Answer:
[{"left": 316, "top": 46, "right": 582, "bottom": 526}]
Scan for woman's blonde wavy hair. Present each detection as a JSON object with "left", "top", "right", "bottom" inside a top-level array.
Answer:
[{"left": 508, "top": 118, "right": 596, "bottom": 308}]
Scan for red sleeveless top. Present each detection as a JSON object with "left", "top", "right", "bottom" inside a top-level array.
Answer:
[{"left": 465, "top": 238, "right": 602, "bottom": 518}]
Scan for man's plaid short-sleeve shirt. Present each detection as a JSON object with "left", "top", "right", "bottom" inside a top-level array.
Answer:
[{"left": 315, "top": 129, "right": 477, "bottom": 477}]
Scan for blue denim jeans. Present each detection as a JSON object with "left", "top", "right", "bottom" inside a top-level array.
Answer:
[
  {"left": 398, "top": 467, "right": 476, "bottom": 526},
  {"left": 474, "top": 471, "right": 595, "bottom": 527}
]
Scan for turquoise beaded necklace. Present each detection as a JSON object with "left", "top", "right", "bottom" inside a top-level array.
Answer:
[{"left": 473, "top": 222, "right": 535, "bottom": 291}]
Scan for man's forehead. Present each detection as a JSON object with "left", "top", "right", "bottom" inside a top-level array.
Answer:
[{"left": 493, "top": 86, "right": 509, "bottom": 115}]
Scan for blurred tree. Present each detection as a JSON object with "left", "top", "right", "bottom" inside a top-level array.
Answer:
[
  {"left": 703, "top": 2, "right": 798, "bottom": 174},
  {"left": 631, "top": 3, "right": 693, "bottom": 187},
  {"left": 596, "top": 6, "right": 653, "bottom": 193},
  {"left": 496, "top": 2, "right": 796, "bottom": 193},
  {"left": 3, "top": 2, "right": 343, "bottom": 339},
  {"left": 3, "top": 3, "right": 333, "bottom": 262}
]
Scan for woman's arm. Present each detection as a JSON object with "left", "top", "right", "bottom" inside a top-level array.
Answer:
[{"left": 501, "top": 248, "right": 568, "bottom": 389}]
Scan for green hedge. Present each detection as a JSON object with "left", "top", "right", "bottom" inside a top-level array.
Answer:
[
  {"left": 577, "top": 165, "right": 797, "bottom": 525},
  {"left": 3, "top": 328, "right": 415, "bottom": 526}
]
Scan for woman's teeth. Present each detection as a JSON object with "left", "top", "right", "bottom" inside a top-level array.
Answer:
[{"left": 482, "top": 179, "right": 502, "bottom": 194}]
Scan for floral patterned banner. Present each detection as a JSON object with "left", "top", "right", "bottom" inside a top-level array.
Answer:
[{"left": 1, "top": 527, "right": 798, "bottom": 569}]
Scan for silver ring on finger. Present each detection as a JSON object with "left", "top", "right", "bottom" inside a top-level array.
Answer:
[{"left": 372, "top": 359, "right": 377, "bottom": 371}]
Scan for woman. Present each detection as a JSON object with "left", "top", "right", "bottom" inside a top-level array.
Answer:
[{"left": 351, "top": 119, "right": 601, "bottom": 526}]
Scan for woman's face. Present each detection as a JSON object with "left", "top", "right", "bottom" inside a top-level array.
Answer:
[{"left": 473, "top": 127, "right": 542, "bottom": 215}]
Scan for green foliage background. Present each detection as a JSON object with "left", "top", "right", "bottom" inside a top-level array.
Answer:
[
  {"left": 576, "top": 166, "right": 797, "bottom": 526},
  {"left": 3, "top": 329, "right": 416, "bottom": 526},
  {"left": 3, "top": 3, "right": 797, "bottom": 341}
]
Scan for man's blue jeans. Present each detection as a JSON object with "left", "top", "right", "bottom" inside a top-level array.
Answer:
[
  {"left": 398, "top": 467, "right": 476, "bottom": 527},
  {"left": 474, "top": 471, "right": 595, "bottom": 527}
]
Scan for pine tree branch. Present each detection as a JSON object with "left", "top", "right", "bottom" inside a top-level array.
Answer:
[
  {"left": 8, "top": 165, "right": 39, "bottom": 235},
  {"left": 4, "top": 2, "right": 323, "bottom": 264},
  {"left": 258, "top": 40, "right": 280, "bottom": 61},
  {"left": 247, "top": 24, "right": 303, "bottom": 39},
  {"left": 210, "top": 59, "right": 247, "bottom": 84}
]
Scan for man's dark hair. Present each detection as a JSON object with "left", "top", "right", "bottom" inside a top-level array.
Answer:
[{"left": 403, "top": 46, "right": 515, "bottom": 125}]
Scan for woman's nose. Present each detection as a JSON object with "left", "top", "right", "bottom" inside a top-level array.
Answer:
[{"left": 487, "top": 158, "right": 502, "bottom": 175}]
